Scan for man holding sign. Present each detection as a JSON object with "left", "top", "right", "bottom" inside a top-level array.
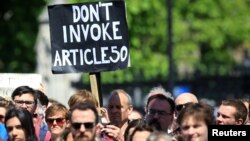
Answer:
[{"left": 48, "top": 1, "right": 130, "bottom": 141}]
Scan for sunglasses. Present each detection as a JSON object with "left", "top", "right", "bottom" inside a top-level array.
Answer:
[
  {"left": 14, "top": 100, "right": 34, "bottom": 105},
  {"left": 71, "top": 122, "right": 95, "bottom": 130},
  {"left": 175, "top": 102, "right": 193, "bottom": 112},
  {"left": 46, "top": 118, "right": 65, "bottom": 125}
]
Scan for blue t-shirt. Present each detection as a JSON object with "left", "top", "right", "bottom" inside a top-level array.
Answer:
[{"left": 0, "top": 123, "right": 8, "bottom": 140}]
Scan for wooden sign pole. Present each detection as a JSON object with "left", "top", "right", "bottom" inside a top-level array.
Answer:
[{"left": 89, "top": 72, "right": 103, "bottom": 109}]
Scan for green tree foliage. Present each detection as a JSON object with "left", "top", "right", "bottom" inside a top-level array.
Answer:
[
  {"left": 2, "top": 0, "right": 250, "bottom": 84},
  {"left": 174, "top": 0, "right": 250, "bottom": 77},
  {"left": 69, "top": 0, "right": 250, "bottom": 83},
  {"left": 70, "top": 0, "right": 169, "bottom": 83},
  {"left": 0, "top": 0, "right": 46, "bottom": 72}
]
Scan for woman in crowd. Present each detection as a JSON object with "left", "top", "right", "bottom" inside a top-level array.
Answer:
[
  {"left": 124, "top": 119, "right": 144, "bottom": 141},
  {"left": 129, "top": 121, "right": 154, "bottom": 141},
  {"left": 176, "top": 103, "right": 215, "bottom": 141},
  {"left": 45, "top": 102, "right": 69, "bottom": 141},
  {"left": 4, "top": 108, "right": 38, "bottom": 141}
]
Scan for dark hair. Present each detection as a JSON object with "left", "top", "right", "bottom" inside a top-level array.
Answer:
[
  {"left": 129, "top": 121, "right": 154, "bottom": 141},
  {"left": 35, "top": 90, "right": 49, "bottom": 107},
  {"left": 124, "top": 119, "right": 144, "bottom": 141},
  {"left": 221, "top": 99, "right": 248, "bottom": 124},
  {"left": 11, "top": 86, "right": 37, "bottom": 105},
  {"left": 69, "top": 101, "right": 98, "bottom": 123},
  {"left": 4, "top": 108, "right": 38, "bottom": 141}
]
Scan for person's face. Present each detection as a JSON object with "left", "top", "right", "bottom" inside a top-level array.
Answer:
[
  {"left": 216, "top": 105, "right": 241, "bottom": 125},
  {"left": 0, "top": 107, "right": 6, "bottom": 123},
  {"left": 145, "top": 98, "right": 173, "bottom": 132},
  {"left": 132, "top": 131, "right": 151, "bottom": 141},
  {"left": 46, "top": 111, "right": 67, "bottom": 137},
  {"left": 6, "top": 117, "right": 26, "bottom": 141},
  {"left": 70, "top": 109, "right": 96, "bottom": 141},
  {"left": 107, "top": 93, "right": 132, "bottom": 127},
  {"left": 180, "top": 116, "right": 208, "bottom": 141},
  {"left": 14, "top": 93, "right": 35, "bottom": 113},
  {"left": 32, "top": 106, "right": 43, "bottom": 127}
]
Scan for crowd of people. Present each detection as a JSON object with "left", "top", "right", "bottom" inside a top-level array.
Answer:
[{"left": 0, "top": 85, "right": 249, "bottom": 141}]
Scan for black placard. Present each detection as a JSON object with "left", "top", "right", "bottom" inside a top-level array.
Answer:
[{"left": 48, "top": 1, "right": 130, "bottom": 74}]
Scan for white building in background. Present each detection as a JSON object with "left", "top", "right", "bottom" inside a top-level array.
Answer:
[{"left": 35, "top": 0, "right": 82, "bottom": 106}]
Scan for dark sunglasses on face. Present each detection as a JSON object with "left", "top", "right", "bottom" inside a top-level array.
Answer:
[
  {"left": 71, "top": 122, "right": 95, "bottom": 130},
  {"left": 46, "top": 118, "right": 65, "bottom": 125},
  {"left": 175, "top": 102, "right": 193, "bottom": 112},
  {"left": 14, "top": 100, "right": 34, "bottom": 105}
]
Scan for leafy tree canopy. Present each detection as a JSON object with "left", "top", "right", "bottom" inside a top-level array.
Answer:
[
  {"left": 1, "top": 0, "right": 250, "bottom": 85},
  {"left": 0, "top": 0, "right": 47, "bottom": 72},
  {"left": 70, "top": 0, "right": 250, "bottom": 84}
]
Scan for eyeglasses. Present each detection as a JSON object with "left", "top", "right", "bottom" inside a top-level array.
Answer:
[
  {"left": 175, "top": 102, "right": 192, "bottom": 112},
  {"left": 14, "top": 100, "right": 34, "bottom": 106},
  {"left": 71, "top": 122, "right": 95, "bottom": 130},
  {"left": 46, "top": 118, "right": 65, "bottom": 125},
  {"left": 147, "top": 109, "right": 172, "bottom": 116},
  {"left": 0, "top": 115, "right": 5, "bottom": 122}
]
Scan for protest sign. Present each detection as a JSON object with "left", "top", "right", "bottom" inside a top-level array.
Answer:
[
  {"left": 0, "top": 73, "right": 42, "bottom": 100},
  {"left": 48, "top": 0, "right": 130, "bottom": 74}
]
